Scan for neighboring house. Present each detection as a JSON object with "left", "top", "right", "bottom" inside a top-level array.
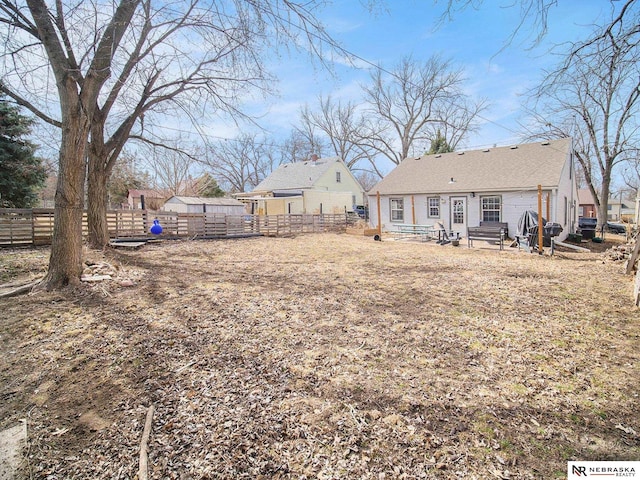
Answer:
[
  {"left": 367, "top": 138, "right": 578, "bottom": 242},
  {"left": 162, "top": 195, "right": 246, "bottom": 215},
  {"left": 607, "top": 197, "right": 636, "bottom": 222},
  {"left": 237, "top": 155, "right": 365, "bottom": 215},
  {"left": 577, "top": 189, "right": 597, "bottom": 218},
  {"left": 126, "top": 189, "right": 168, "bottom": 210},
  {"left": 577, "top": 190, "right": 637, "bottom": 223}
]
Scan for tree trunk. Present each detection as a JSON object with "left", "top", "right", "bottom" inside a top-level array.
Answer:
[
  {"left": 87, "top": 146, "right": 110, "bottom": 249},
  {"left": 597, "top": 172, "right": 612, "bottom": 235},
  {"left": 43, "top": 112, "right": 89, "bottom": 289},
  {"left": 86, "top": 110, "right": 133, "bottom": 249}
]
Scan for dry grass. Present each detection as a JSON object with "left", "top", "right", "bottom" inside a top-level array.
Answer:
[{"left": 0, "top": 233, "right": 638, "bottom": 479}]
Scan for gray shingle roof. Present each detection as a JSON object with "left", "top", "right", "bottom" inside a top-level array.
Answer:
[
  {"left": 369, "top": 138, "right": 572, "bottom": 195},
  {"left": 253, "top": 157, "right": 341, "bottom": 192},
  {"left": 168, "top": 196, "right": 244, "bottom": 206}
]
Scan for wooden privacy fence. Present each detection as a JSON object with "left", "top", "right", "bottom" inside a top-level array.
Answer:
[{"left": 0, "top": 209, "right": 348, "bottom": 247}]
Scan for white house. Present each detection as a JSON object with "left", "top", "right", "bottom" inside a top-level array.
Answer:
[
  {"left": 607, "top": 197, "right": 636, "bottom": 223},
  {"left": 367, "top": 138, "right": 578, "bottom": 242},
  {"left": 162, "top": 196, "right": 246, "bottom": 215},
  {"left": 237, "top": 156, "right": 365, "bottom": 215}
]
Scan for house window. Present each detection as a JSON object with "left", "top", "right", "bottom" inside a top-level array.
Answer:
[
  {"left": 390, "top": 198, "right": 404, "bottom": 222},
  {"left": 564, "top": 196, "right": 568, "bottom": 225},
  {"left": 428, "top": 197, "right": 440, "bottom": 218},
  {"left": 481, "top": 196, "right": 501, "bottom": 222},
  {"left": 336, "top": 171, "right": 341, "bottom": 183}
]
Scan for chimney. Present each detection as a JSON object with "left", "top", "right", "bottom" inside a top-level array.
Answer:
[{"left": 310, "top": 154, "right": 318, "bottom": 162}]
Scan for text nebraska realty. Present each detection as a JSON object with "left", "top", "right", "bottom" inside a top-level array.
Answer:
[{"left": 573, "top": 465, "right": 636, "bottom": 477}]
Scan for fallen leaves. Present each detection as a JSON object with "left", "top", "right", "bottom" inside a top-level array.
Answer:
[{"left": 0, "top": 234, "right": 638, "bottom": 479}]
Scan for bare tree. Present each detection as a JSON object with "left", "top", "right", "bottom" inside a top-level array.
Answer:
[
  {"left": 0, "top": 0, "right": 344, "bottom": 288},
  {"left": 107, "top": 151, "right": 151, "bottom": 208},
  {"left": 526, "top": 2, "right": 640, "bottom": 230},
  {"left": 280, "top": 128, "right": 328, "bottom": 164},
  {"left": 621, "top": 160, "right": 640, "bottom": 197},
  {"left": 205, "top": 134, "right": 277, "bottom": 193},
  {"left": 299, "top": 96, "right": 376, "bottom": 170},
  {"left": 359, "top": 55, "right": 485, "bottom": 167},
  {"left": 142, "top": 144, "right": 198, "bottom": 196},
  {"left": 1, "top": 0, "right": 139, "bottom": 288},
  {"left": 425, "top": 97, "right": 488, "bottom": 151},
  {"left": 82, "top": 0, "right": 274, "bottom": 247},
  {"left": 437, "top": 0, "right": 571, "bottom": 48},
  {"left": 354, "top": 171, "right": 379, "bottom": 193}
]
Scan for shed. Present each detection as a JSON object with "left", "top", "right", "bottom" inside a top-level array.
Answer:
[{"left": 162, "top": 196, "right": 247, "bottom": 215}]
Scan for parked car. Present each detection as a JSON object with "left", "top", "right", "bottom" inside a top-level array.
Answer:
[
  {"left": 353, "top": 205, "right": 368, "bottom": 218},
  {"left": 578, "top": 217, "right": 597, "bottom": 229},
  {"left": 606, "top": 222, "right": 627, "bottom": 234},
  {"left": 578, "top": 217, "right": 626, "bottom": 235}
]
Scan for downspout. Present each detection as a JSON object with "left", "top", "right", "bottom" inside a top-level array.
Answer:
[
  {"left": 376, "top": 191, "right": 382, "bottom": 237},
  {"left": 569, "top": 141, "right": 576, "bottom": 233}
]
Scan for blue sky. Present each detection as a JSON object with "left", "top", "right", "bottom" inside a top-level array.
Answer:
[{"left": 219, "top": 0, "right": 616, "bottom": 171}]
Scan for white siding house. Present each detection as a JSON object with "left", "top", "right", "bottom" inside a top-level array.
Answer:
[
  {"left": 237, "top": 156, "right": 365, "bottom": 215},
  {"left": 162, "top": 196, "right": 246, "bottom": 215},
  {"left": 368, "top": 138, "right": 578, "bottom": 242}
]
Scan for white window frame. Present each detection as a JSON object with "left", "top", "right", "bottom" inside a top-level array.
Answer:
[
  {"left": 390, "top": 198, "right": 404, "bottom": 222},
  {"left": 481, "top": 195, "right": 501, "bottom": 222},
  {"left": 428, "top": 197, "right": 440, "bottom": 218}
]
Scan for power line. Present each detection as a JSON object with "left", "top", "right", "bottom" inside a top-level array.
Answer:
[
  {"left": 255, "top": 3, "right": 525, "bottom": 138},
  {"left": 135, "top": 3, "right": 545, "bottom": 153}
]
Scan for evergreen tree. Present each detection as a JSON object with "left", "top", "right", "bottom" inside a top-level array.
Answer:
[
  {"left": 196, "top": 173, "right": 225, "bottom": 197},
  {"left": 0, "top": 97, "right": 46, "bottom": 207},
  {"left": 427, "top": 130, "right": 453, "bottom": 155}
]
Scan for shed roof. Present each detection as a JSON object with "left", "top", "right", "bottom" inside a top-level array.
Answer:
[
  {"left": 369, "top": 138, "right": 572, "bottom": 195},
  {"left": 253, "top": 157, "right": 342, "bottom": 192},
  {"left": 167, "top": 196, "right": 244, "bottom": 206}
]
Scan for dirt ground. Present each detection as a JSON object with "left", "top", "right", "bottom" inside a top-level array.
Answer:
[{"left": 0, "top": 233, "right": 638, "bottom": 479}]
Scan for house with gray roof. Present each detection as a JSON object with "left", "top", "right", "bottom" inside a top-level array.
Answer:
[
  {"left": 238, "top": 156, "right": 365, "bottom": 215},
  {"left": 368, "top": 138, "right": 578, "bottom": 242}
]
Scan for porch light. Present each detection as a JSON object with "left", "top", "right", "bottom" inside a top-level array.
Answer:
[{"left": 448, "top": 177, "right": 455, "bottom": 184}]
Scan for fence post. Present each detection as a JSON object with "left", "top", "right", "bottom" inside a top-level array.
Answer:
[{"left": 30, "top": 209, "right": 35, "bottom": 246}]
